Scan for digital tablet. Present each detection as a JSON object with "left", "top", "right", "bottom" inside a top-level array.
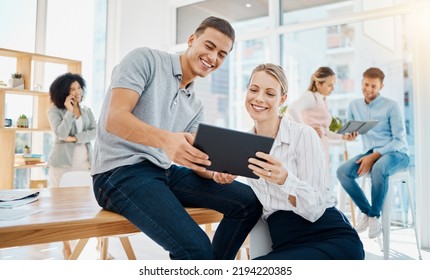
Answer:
[
  {"left": 193, "top": 124, "right": 274, "bottom": 179},
  {"left": 337, "top": 120, "right": 379, "bottom": 134}
]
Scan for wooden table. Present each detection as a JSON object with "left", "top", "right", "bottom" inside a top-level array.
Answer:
[{"left": 0, "top": 187, "right": 223, "bottom": 259}]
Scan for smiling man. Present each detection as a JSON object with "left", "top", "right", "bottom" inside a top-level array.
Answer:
[
  {"left": 337, "top": 67, "right": 410, "bottom": 239},
  {"left": 91, "top": 16, "right": 261, "bottom": 260}
]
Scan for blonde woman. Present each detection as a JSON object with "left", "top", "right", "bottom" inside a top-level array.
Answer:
[
  {"left": 286, "top": 67, "right": 355, "bottom": 189},
  {"left": 245, "top": 63, "right": 364, "bottom": 259}
]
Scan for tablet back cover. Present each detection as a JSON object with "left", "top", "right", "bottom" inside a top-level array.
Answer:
[{"left": 193, "top": 124, "right": 274, "bottom": 179}]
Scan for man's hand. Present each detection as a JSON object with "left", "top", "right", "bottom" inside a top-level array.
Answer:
[
  {"left": 356, "top": 152, "right": 381, "bottom": 176},
  {"left": 162, "top": 132, "right": 211, "bottom": 172}
]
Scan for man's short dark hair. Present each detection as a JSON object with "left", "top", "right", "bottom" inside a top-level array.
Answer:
[
  {"left": 194, "top": 16, "right": 235, "bottom": 46},
  {"left": 363, "top": 67, "right": 385, "bottom": 83}
]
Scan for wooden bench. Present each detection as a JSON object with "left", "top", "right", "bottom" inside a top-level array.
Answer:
[
  {"left": 76, "top": 207, "right": 223, "bottom": 260},
  {"left": 0, "top": 187, "right": 223, "bottom": 259}
]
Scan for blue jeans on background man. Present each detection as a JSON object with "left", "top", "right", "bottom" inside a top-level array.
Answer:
[
  {"left": 337, "top": 150, "right": 410, "bottom": 218},
  {"left": 92, "top": 161, "right": 262, "bottom": 260}
]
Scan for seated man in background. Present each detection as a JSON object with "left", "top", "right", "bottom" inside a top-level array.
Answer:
[{"left": 337, "top": 67, "right": 410, "bottom": 239}]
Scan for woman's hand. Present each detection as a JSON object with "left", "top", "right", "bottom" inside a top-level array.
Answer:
[
  {"left": 212, "top": 172, "right": 237, "bottom": 184},
  {"left": 248, "top": 152, "right": 288, "bottom": 185},
  {"left": 342, "top": 131, "right": 358, "bottom": 141},
  {"left": 64, "top": 94, "right": 75, "bottom": 112},
  {"left": 64, "top": 136, "right": 77, "bottom": 142},
  {"left": 313, "top": 126, "right": 324, "bottom": 138}
]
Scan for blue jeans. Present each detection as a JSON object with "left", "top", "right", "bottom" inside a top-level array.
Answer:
[
  {"left": 337, "top": 151, "right": 410, "bottom": 218},
  {"left": 92, "top": 161, "right": 262, "bottom": 260}
]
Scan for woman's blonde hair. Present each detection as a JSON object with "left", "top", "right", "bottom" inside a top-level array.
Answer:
[
  {"left": 307, "top": 66, "right": 335, "bottom": 92},
  {"left": 248, "top": 63, "right": 288, "bottom": 96}
]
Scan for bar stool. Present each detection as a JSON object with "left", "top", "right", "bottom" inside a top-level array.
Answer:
[{"left": 359, "top": 169, "right": 422, "bottom": 260}]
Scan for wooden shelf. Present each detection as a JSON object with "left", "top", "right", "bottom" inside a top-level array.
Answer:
[
  {"left": 14, "top": 162, "right": 48, "bottom": 169},
  {"left": 0, "top": 89, "right": 51, "bottom": 130},
  {"left": 0, "top": 88, "right": 47, "bottom": 95},
  {"left": 0, "top": 127, "right": 52, "bottom": 132},
  {"left": 0, "top": 48, "right": 81, "bottom": 189}
]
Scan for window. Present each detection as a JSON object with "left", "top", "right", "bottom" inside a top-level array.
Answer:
[
  {"left": 175, "top": 0, "right": 417, "bottom": 214},
  {"left": 176, "top": 0, "right": 269, "bottom": 44},
  {"left": 281, "top": 0, "right": 413, "bottom": 25},
  {"left": 46, "top": 0, "right": 107, "bottom": 118},
  {"left": 0, "top": 0, "right": 37, "bottom": 53},
  {"left": 281, "top": 14, "right": 414, "bottom": 189},
  {"left": 1, "top": 0, "right": 107, "bottom": 188}
]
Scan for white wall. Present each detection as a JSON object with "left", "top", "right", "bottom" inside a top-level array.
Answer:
[
  {"left": 412, "top": 2, "right": 430, "bottom": 249},
  {"left": 105, "top": 0, "right": 171, "bottom": 81}
]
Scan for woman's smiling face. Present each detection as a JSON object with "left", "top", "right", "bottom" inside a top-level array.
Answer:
[{"left": 245, "top": 71, "right": 286, "bottom": 123}]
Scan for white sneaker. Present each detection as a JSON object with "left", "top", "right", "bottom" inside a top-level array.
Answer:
[
  {"left": 355, "top": 213, "right": 369, "bottom": 233},
  {"left": 368, "top": 217, "right": 382, "bottom": 239}
]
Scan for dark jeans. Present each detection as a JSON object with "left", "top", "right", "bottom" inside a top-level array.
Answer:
[
  {"left": 93, "top": 161, "right": 262, "bottom": 260},
  {"left": 255, "top": 207, "right": 364, "bottom": 260}
]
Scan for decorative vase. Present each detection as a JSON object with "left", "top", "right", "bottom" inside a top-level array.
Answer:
[
  {"left": 17, "top": 116, "right": 29, "bottom": 128},
  {"left": 8, "top": 77, "right": 24, "bottom": 89}
]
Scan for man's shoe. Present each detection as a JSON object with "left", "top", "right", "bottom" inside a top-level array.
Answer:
[
  {"left": 355, "top": 213, "right": 369, "bottom": 233},
  {"left": 368, "top": 217, "right": 382, "bottom": 239}
]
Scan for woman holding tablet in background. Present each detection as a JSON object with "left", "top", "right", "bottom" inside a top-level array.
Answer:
[{"left": 285, "top": 67, "right": 356, "bottom": 189}]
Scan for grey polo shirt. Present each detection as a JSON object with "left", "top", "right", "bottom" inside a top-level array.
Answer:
[{"left": 92, "top": 47, "right": 204, "bottom": 175}]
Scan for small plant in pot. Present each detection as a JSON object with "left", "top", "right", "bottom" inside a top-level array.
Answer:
[
  {"left": 17, "top": 114, "right": 29, "bottom": 128},
  {"left": 24, "top": 145, "right": 31, "bottom": 155},
  {"left": 8, "top": 73, "right": 24, "bottom": 89}
]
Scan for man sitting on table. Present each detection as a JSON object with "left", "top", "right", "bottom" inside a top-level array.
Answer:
[{"left": 91, "top": 16, "right": 261, "bottom": 260}]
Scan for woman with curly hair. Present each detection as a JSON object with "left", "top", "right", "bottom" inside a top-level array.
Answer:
[{"left": 47, "top": 72, "right": 98, "bottom": 258}]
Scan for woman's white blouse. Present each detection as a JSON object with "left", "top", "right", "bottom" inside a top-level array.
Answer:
[
  {"left": 75, "top": 116, "right": 83, "bottom": 133},
  {"left": 247, "top": 116, "right": 336, "bottom": 222}
]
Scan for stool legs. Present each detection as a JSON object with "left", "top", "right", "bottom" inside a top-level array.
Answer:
[
  {"left": 404, "top": 175, "right": 422, "bottom": 260},
  {"left": 355, "top": 171, "right": 422, "bottom": 260},
  {"left": 381, "top": 187, "right": 391, "bottom": 260},
  {"left": 381, "top": 173, "right": 422, "bottom": 260}
]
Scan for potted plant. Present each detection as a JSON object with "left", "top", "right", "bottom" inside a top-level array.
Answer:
[
  {"left": 17, "top": 114, "right": 29, "bottom": 128},
  {"left": 329, "top": 116, "right": 343, "bottom": 132},
  {"left": 8, "top": 73, "right": 24, "bottom": 89},
  {"left": 24, "top": 145, "right": 31, "bottom": 154},
  {"left": 279, "top": 105, "right": 288, "bottom": 117}
]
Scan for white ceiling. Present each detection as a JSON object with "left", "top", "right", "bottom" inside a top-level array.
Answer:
[{"left": 181, "top": 0, "right": 347, "bottom": 22}]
